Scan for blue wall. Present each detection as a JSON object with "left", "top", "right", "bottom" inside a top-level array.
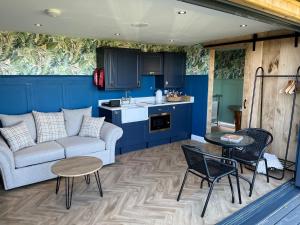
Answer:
[
  {"left": 0, "top": 75, "right": 156, "bottom": 116},
  {"left": 0, "top": 75, "right": 208, "bottom": 137}
]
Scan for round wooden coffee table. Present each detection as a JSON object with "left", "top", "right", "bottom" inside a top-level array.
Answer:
[{"left": 51, "top": 156, "right": 103, "bottom": 209}]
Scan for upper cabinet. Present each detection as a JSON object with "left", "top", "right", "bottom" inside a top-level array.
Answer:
[
  {"left": 96, "top": 47, "right": 141, "bottom": 90},
  {"left": 140, "top": 52, "right": 163, "bottom": 75},
  {"left": 163, "top": 52, "right": 186, "bottom": 88}
]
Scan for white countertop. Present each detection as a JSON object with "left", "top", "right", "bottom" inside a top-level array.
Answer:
[{"left": 98, "top": 96, "right": 194, "bottom": 111}]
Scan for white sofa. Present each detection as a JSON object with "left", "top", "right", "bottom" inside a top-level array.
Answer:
[{"left": 0, "top": 113, "right": 123, "bottom": 190}]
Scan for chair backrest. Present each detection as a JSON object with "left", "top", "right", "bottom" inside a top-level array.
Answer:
[
  {"left": 235, "top": 128, "right": 273, "bottom": 158},
  {"left": 181, "top": 145, "right": 209, "bottom": 177}
]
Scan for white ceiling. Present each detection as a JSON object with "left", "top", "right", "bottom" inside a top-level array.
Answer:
[{"left": 0, "top": 0, "right": 281, "bottom": 45}]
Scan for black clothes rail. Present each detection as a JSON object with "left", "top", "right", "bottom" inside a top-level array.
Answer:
[{"left": 248, "top": 66, "right": 300, "bottom": 180}]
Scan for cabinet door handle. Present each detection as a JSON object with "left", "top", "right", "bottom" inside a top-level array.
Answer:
[
  {"left": 158, "top": 108, "right": 162, "bottom": 111},
  {"left": 165, "top": 80, "right": 168, "bottom": 86},
  {"left": 137, "top": 81, "right": 141, "bottom": 87},
  {"left": 243, "top": 99, "right": 247, "bottom": 109},
  {"left": 173, "top": 106, "right": 176, "bottom": 110}
]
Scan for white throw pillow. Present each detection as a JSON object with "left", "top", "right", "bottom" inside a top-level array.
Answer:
[
  {"left": 79, "top": 116, "right": 105, "bottom": 138},
  {"left": 32, "top": 111, "right": 67, "bottom": 143},
  {"left": 0, "top": 122, "right": 35, "bottom": 152},
  {"left": 62, "top": 107, "right": 92, "bottom": 136}
]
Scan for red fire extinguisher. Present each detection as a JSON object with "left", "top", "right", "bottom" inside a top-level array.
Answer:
[{"left": 93, "top": 68, "right": 105, "bottom": 89}]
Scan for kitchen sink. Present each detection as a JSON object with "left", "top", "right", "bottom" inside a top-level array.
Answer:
[{"left": 121, "top": 104, "right": 148, "bottom": 123}]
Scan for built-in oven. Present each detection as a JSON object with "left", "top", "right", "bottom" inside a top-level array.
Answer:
[{"left": 149, "top": 113, "right": 171, "bottom": 132}]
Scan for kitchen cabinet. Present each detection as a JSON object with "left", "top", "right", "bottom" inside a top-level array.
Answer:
[
  {"left": 99, "top": 102, "right": 192, "bottom": 154},
  {"left": 99, "top": 108, "right": 146, "bottom": 154},
  {"left": 96, "top": 47, "right": 141, "bottom": 90},
  {"left": 163, "top": 52, "right": 186, "bottom": 88},
  {"left": 140, "top": 52, "right": 163, "bottom": 75},
  {"left": 170, "top": 104, "right": 192, "bottom": 142}
]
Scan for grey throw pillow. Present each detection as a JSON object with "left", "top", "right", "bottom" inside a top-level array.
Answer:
[
  {"left": 0, "top": 113, "right": 37, "bottom": 141},
  {"left": 0, "top": 122, "right": 35, "bottom": 152},
  {"left": 79, "top": 116, "right": 105, "bottom": 138},
  {"left": 62, "top": 107, "right": 92, "bottom": 136},
  {"left": 32, "top": 111, "right": 67, "bottom": 143}
]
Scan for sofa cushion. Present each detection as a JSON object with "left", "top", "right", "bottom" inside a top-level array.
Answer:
[
  {"left": 0, "top": 122, "right": 35, "bottom": 152},
  {"left": 33, "top": 111, "right": 67, "bottom": 143},
  {"left": 79, "top": 116, "right": 105, "bottom": 138},
  {"left": 0, "top": 113, "right": 37, "bottom": 141},
  {"left": 56, "top": 136, "right": 105, "bottom": 158},
  {"left": 62, "top": 107, "right": 92, "bottom": 136},
  {"left": 14, "top": 141, "right": 65, "bottom": 168}
]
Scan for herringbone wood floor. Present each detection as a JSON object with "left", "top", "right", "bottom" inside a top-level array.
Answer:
[{"left": 0, "top": 140, "right": 290, "bottom": 225}]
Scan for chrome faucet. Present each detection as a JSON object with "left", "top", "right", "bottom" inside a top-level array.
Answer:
[{"left": 121, "top": 90, "right": 132, "bottom": 104}]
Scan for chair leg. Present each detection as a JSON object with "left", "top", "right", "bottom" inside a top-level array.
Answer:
[
  {"left": 249, "top": 165, "right": 258, "bottom": 197},
  {"left": 177, "top": 169, "right": 189, "bottom": 201},
  {"left": 200, "top": 178, "right": 210, "bottom": 189},
  {"left": 201, "top": 180, "right": 216, "bottom": 217},
  {"left": 228, "top": 175, "right": 234, "bottom": 203},
  {"left": 235, "top": 170, "right": 242, "bottom": 204},
  {"left": 240, "top": 163, "right": 244, "bottom": 174},
  {"left": 264, "top": 158, "right": 269, "bottom": 183}
]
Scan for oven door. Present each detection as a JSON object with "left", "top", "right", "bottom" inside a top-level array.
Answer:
[{"left": 149, "top": 113, "right": 171, "bottom": 132}]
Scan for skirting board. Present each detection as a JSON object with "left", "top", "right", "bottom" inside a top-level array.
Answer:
[
  {"left": 191, "top": 134, "right": 207, "bottom": 143},
  {"left": 218, "top": 121, "right": 235, "bottom": 128}
]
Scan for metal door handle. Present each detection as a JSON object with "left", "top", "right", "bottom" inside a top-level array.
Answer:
[{"left": 243, "top": 99, "right": 247, "bottom": 109}]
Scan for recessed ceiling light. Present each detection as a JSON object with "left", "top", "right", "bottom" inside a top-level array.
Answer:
[
  {"left": 240, "top": 24, "right": 247, "bottom": 27},
  {"left": 34, "top": 23, "right": 43, "bottom": 27},
  {"left": 169, "top": 39, "right": 174, "bottom": 43},
  {"left": 177, "top": 10, "right": 187, "bottom": 15},
  {"left": 114, "top": 33, "right": 120, "bottom": 36},
  {"left": 131, "top": 23, "right": 149, "bottom": 28},
  {"left": 44, "top": 8, "right": 62, "bottom": 17}
]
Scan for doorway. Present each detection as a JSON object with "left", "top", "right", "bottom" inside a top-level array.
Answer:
[{"left": 211, "top": 49, "right": 245, "bottom": 133}]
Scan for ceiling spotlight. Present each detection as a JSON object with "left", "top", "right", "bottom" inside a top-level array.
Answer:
[
  {"left": 131, "top": 23, "right": 149, "bottom": 28},
  {"left": 169, "top": 39, "right": 174, "bottom": 43},
  {"left": 44, "top": 8, "right": 62, "bottom": 17},
  {"left": 177, "top": 10, "right": 187, "bottom": 15},
  {"left": 240, "top": 24, "right": 247, "bottom": 27},
  {"left": 34, "top": 23, "right": 43, "bottom": 27},
  {"left": 114, "top": 33, "right": 120, "bottom": 36}
]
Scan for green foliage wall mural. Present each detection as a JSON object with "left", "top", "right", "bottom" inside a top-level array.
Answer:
[
  {"left": 0, "top": 31, "right": 244, "bottom": 77},
  {"left": 214, "top": 49, "right": 245, "bottom": 79},
  {"left": 0, "top": 31, "right": 187, "bottom": 75}
]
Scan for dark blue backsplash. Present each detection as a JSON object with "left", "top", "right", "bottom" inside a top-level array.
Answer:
[{"left": 0, "top": 75, "right": 208, "bottom": 136}]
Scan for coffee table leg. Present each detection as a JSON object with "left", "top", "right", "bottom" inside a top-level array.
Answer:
[
  {"left": 56, "top": 176, "right": 61, "bottom": 194},
  {"left": 94, "top": 171, "right": 103, "bottom": 197},
  {"left": 65, "top": 177, "right": 74, "bottom": 209},
  {"left": 84, "top": 175, "right": 90, "bottom": 184}
]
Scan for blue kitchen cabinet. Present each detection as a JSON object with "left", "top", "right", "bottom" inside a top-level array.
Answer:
[
  {"left": 121, "top": 121, "right": 147, "bottom": 153},
  {"left": 96, "top": 47, "right": 141, "bottom": 90},
  {"left": 99, "top": 102, "right": 192, "bottom": 154},
  {"left": 171, "top": 104, "right": 192, "bottom": 142},
  {"left": 99, "top": 108, "right": 146, "bottom": 154},
  {"left": 163, "top": 52, "right": 186, "bottom": 88},
  {"left": 140, "top": 52, "right": 163, "bottom": 75}
]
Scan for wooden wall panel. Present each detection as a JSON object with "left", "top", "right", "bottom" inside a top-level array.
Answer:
[
  {"left": 206, "top": 49, "right": 215, "bottom": 133},
  {"left": 243, "top": 38, "right": 300, "bottom": 161}
]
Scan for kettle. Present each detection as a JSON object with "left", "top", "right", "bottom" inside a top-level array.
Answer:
[{"left": 155, "top": 89, "right": 163, "bottom": 104}]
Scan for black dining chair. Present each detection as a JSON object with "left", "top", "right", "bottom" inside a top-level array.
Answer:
[
  {"left": 231, "top": 128, "right": 273, "bottom": 197},
  {"left": 177, "top": 144, "right": 242, "bottom": 217}
]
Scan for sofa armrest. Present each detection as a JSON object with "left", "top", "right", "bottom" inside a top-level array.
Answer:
[
  {"left": 0, "top": 136, "right": 14, "bottom": 168},
  {"left": 100, "top": 122, "right": 123, "bottom": 152}
]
